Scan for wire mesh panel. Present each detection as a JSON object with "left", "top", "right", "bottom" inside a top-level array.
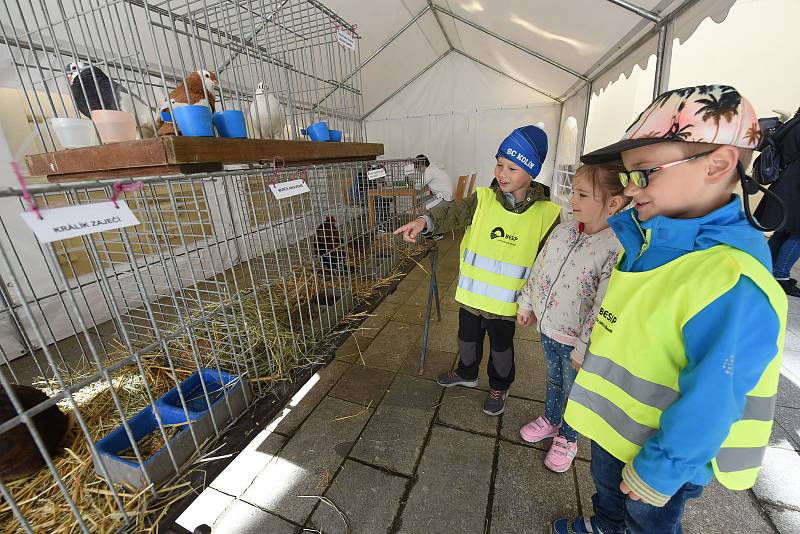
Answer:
[
  {"left": 1, "top": 0, "right": 364, "bottom": 158},
  {"left": 0, "top": 158, "right": 427, "bottom": 533}
]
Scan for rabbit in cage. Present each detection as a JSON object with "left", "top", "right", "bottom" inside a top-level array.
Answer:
[
  {"left": 157, "top": 70, "right": 219, "bottom": 135},
  {"left": 66, "top": 61, "right": 157, "bottom": 138},
  {"left": 0, "top": 384, "right": 70, "bottom": 482}
]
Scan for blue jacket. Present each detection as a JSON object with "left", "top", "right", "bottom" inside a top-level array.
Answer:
[{"left": 608, "top": 196, "right": 782, "bottom": 501}]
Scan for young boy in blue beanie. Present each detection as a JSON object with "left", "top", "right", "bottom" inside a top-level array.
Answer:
[{"left": 395, "top": 125, "right": 561, "bottom": 415}]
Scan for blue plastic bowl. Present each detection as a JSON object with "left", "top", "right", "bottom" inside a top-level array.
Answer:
[
  {"left": 173, "top": 105, "right": 214, "bottom": 137},
  {"left": 160, "top": 110, "right": 172, "bottom": 122},
  {"left": 305, "top": 121, "right": 330, "bottom": 141},
  {"left": 329, "top": 129, "right": 342, "bottom": 142},
  {"left": 212, "top": 110, "right": 247, "bottom": 138}
]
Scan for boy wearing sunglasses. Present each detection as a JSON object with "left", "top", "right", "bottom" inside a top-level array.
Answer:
[{"left": 551, "top": 85, "right": 787, "bottom": 534}]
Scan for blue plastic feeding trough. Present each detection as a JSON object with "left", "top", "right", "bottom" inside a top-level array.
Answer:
[
  {"left": 93, "top": 369, "right": 249, "bottom": 489},
  {"left": 157, "top": 369, "right": 241, "bottom": 421},
  {"left": 94, "top": 405, "right": 194, "bottom": 489},
  {"left": 328, "top": 129, "right": 343, "bottom": 142}
]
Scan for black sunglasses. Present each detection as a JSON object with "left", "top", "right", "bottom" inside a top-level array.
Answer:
[{"left": 618, "top": 150, "right": 715, "bottom": 188}]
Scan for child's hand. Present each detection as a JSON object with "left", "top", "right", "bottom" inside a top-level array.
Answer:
[
  {"left": 516, "top": 311, "right": 534, "bottom": 327},
  {"left": 569, "top": 348, "right": 582, "bottom": 370},
  {"left": 393, "top": 218, "right": 427, "bottom": 243},
  {"left": 620, "top": 481, "right": 641, "bottom": 501}
]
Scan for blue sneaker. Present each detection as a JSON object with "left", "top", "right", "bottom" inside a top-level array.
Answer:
[{"left": 551, "top": 516, "right": 597, "bottom": 534}]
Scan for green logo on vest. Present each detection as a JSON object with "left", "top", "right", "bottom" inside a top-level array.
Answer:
[{"left": 490, "top": 226, "right": 518, "bottom": 243}]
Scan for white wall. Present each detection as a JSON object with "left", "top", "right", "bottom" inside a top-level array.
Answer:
[
  {"left": 365, "top": 52, "right": 560, "bottom": 189},
  {"left": 584, "top": 0, "right": 798, "bottom": 153}
]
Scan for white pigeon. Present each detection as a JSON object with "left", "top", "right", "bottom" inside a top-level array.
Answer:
[{"left": 248, "top": 83, "right": 286, "bottom": 139}]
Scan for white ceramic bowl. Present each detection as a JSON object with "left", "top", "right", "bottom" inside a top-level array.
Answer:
[{"left": 47, "top": 117, "right": 99, "bottom": 149}]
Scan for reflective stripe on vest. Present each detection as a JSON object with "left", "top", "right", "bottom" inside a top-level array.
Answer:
[
  {"left": 457, "top": 275, "right": 518, "bottom": 303},
  {"left": 564, "top": 245, "right": 787, "bottom": 490},
  {"left": 455, "top": 187, "right": 560, "bottom": 316},
  {"left": 462, "top": 249, "right": 533, "bottom": 280}
]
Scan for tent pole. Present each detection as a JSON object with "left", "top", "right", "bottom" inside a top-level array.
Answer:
[
  {"left": 653, "top": 21, "right": 674, "bottom": 97},
  {"left": 452, "top": 49, "right": 561, "bottom": 102},
  {"left": 432, "top": 5, "right": 587, "bottom": 81},
  {"left": 312, "top": 5, "right": 431, "bottom": 110},
  {"left": 362, "top": 49, "right": 453, "bottom": 120},
  {"left": 603, "top": 0, "right": 661, "bottom": 23},
  {"left": 653, "top": 25, "right": 667, "bottom": 98},
  {"left": 580, "top": 82, "right": 593, "bottom": 156},
  {"left": 428, "top": 1, "right": 453, "bottom": 49}
]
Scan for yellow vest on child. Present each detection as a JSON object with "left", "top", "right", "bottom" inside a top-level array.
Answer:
[
  {"left": 564, "top": 245, "right": 787, "bottom": 490},
  {"left": 455, "top": 187, "right": 560, "bottom": 317}
]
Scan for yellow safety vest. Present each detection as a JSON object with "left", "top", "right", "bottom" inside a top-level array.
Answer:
[
  {"left": 455, "top": 187, "right": 560, "bottom": 316},
  {"left": 564, "top": 245, "right": 787, "bottom": 490}
]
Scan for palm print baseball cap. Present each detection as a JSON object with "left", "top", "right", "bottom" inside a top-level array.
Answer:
[{"left": 581, "top": 85, "right": 762, "bottom": 165}]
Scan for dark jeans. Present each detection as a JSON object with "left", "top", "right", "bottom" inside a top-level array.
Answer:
[
  {"left": 768, "top": 230, "right": 800, "bottom": 279},
  {"left": 541, "top": 334, "right": 578, "bottom": 442},
  {"left": 456, "top": 307, "right": 515, "bottom": 390},
  {"left": 591, "top": 442, "right": 703, "bottom": 534}
]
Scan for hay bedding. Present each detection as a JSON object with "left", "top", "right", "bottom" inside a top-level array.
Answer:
[{"left": 0, "top": 241, "right": 429, "bottom": 533}]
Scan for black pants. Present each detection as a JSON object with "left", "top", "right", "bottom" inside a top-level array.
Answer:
[{"left": 456, "top": 307, "right": 516, "bottom": 390}]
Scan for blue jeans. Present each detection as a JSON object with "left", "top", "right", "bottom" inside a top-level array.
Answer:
[
  {"left": 541, "top": 334, "right": 578, "bottom": 442},
  {"left": 590, "top": 442, "right": 703, "bottom": 534},
  {"left": 768, "top": 230, "right": 800, "bottom": 279}
]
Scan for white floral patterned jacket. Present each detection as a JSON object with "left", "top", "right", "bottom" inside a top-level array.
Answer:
[{"left": 517, "top": 219, "right": 621, "bottom": 363}]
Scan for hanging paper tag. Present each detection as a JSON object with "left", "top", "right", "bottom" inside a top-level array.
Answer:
[
  {"left": 403, "top": 163, "right": 415, "bottom": 176},
  {"left": 367, "top": 168, "right": 387, "bottom": 180},
  {"left": 20, "top": 201, "right": 140, "bottom": 244},
  {"left": 337, "top": 29, "right": 356, "bottom": 51},
  {"left": 269, "top": 179, "right": 310, "bottom": 199}
]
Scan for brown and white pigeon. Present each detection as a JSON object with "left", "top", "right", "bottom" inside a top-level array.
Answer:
[{"left": 158, "top": 69, "right": 219, "bottom": 135}]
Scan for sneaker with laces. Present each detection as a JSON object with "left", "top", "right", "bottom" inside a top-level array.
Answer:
[
  {"left": 436, "top": 369, "right": 478, "bottom": 388},
  {"left": 778, "top": 278, "right": 800, "bottom": 298},
  {"left": 483, "top": 388, "right": 508, "bottom": 416},
  {"left": 550, "top": 516, "right": 597, "bottom": 534},
  {"left": 545, "top": 435, "right": 578, "bottom": 473},
  {"left": 519, "top": 415, "right": 559, "bottom": 443}
]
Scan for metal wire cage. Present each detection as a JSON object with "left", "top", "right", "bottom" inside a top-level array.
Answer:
[
  {"left": 0, "top": 0, "right": 364, "bottom": 158},
  {"left": 0, "top": 158, "right": 428, "bottom": 533}
]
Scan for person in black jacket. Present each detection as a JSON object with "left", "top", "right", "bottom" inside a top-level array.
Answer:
[{"left": 755, "top": 108, "right": 800, "bottom": 297}]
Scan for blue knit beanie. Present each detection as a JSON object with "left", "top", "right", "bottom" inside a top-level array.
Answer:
[{"left": 495, "top": 125, "right": 548, "bottom": 179}]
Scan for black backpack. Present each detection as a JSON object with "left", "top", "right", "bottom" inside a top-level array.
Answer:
[{"left": 753, "top": 113, "right": 800, "bottom": 185}]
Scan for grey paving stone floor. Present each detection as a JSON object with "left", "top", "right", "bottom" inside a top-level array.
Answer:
[{"left": 178, "top": 234, "right": 800, "bottom": 533}]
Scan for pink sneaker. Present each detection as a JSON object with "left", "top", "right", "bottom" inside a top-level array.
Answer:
[
  {"left": 544, "top": 435, "right": 578, "bottom": 473},
  {"left": 519, "top": 415, "right": 559, "bottom": 443}
]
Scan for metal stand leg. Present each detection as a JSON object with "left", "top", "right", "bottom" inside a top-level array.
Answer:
[{"left": 419, "top": 242, "right": 440, "bottom": 375}]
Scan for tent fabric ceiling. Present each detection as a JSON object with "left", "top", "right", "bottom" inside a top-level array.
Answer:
[{"left": 323, "top": 0, "right": 737, "bottom": 116}]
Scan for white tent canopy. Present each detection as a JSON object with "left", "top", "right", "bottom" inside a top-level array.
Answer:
[{"left": 321, "top": 0, "right": 738, "bottom": 187}]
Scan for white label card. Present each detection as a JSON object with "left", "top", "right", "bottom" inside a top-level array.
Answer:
[
  {"left": 403, "top": 163, "right": 415, "bottom": 176},
  {"left": 367, "top": 168, "right": 387, "bottom": 180},
  {"left": 269, "top": 179, "right": 310, "bottom": 199},
  {"left": 20, "top": 201, "right": 140, "bottom": 244},
  {"left": 337, "top": 29, "right": 356, "bottom": 51}
]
